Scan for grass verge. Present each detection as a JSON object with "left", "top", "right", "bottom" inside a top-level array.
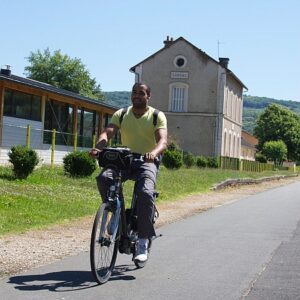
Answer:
[{"left": 0, "top": 165, "right": 294, "bottom": 235}]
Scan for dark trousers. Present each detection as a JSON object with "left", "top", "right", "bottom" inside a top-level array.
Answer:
[{"left": 96, "top": 161, "right": 158, "bottom": 239}]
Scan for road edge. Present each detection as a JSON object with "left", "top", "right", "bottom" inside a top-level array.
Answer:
[{"left": 212, "top": 174, "right": 299, "bottom": 190}]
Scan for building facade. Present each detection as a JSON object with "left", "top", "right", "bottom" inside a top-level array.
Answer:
[
  {"left": 130, "top": 37, "right": 247, "bottom": 157},
  {"left": 241, "top": 130, "right": 258, "bottom": 161},
  {"left": 0, "top": 67, "right": 117, "bottom": 164}
]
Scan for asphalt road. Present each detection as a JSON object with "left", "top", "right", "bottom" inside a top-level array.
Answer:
[{"left": 1, "top": 181, "right": 300, "bottom": 300}]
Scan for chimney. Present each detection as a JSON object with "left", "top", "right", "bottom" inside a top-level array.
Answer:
[
  {"left": 1, "top": 65, "right": 12, "bottom": 76},
  {"left": 219, "top": 57, "right": 229, "bottom": 68},
  {"left": 163, "top": 36, "right": 174, "bottom": 47}
]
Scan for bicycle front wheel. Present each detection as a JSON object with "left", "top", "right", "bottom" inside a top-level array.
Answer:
[{"left": 90, "top": 202, "right": 120, "bottom": 284}]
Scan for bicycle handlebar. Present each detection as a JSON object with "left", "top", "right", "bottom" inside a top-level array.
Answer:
[
  {"left": 131, "top": 152, "right": 160, "bottom": 164},
  {"left": 95, "top": 147, "right": 160, "bottom": 170}
]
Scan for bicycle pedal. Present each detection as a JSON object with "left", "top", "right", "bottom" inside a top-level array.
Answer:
[{"left": 151, "top": 233, "right": 163, "bottom": 241}]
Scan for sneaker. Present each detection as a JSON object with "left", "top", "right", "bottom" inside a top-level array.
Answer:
[{"left": 134, "top": 238, "right": 148, "bottom": 262}]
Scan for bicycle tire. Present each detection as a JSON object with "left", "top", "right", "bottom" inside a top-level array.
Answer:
[{"left": 90, "top": 202, "right": 120, "bottom": 284}]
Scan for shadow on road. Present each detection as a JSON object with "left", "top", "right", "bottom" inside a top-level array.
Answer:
[
  {"left": 8, "top": 271, "right": 97, "bottom": 292},
  {"left": 7, "top": 265, "right": 136, "bottom": 292},
  {"left": 111, "top": 264, "right": 137, "bottom": 282}
]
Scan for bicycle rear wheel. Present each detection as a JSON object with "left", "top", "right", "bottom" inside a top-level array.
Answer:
[{"left": 90, "top": 203, "right": 120, "bottom": 284}]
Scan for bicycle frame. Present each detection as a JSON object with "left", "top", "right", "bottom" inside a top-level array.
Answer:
[{"left": 101, "top": 166, "right": 138, "bottom": 256}]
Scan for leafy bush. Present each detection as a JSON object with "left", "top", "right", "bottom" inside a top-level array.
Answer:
[
  {"left": 196, "top": 155, "right": 207, "bottom": 168},
  {"left": 63, "top": 151, "right": 97, "bottom": 177},
  {"left": 262, "top": 140, "right": 288, "bottom": 167},
  {"left": 167, "top": 142, "right": 178, "bottom": 151},
  {"left": 255, "top": 152, "right": 267, "bottom": 163},
  {"left": 162, "top": 149, "right": 183, "bottom": 169},
  {"left": 8, "top": 145, "right": 39, "bottom": 179},
  {"left": 207, "top": 156, "right": 219, "bottom": 168},
  {"left": 183, "top": 152, "right": 196, "bottom": 168}
]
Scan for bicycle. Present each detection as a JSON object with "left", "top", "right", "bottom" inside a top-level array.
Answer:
[{"left": 90, "top": 146, "right": 160, "bottom": 285}]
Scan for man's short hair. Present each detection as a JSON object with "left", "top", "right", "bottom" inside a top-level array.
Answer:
[{"left": 132, "top": 82, "right": 151, "bottom": 96}]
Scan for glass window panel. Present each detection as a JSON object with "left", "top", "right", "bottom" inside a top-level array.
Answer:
[
  {"left": 77, "top": 108, "right": 82, "bottom": 134},
  {"left": 95, "top": 112, "right": 99, "bottom": 137},
  {"left": 68, "top": 106, "right": 73, "bottom": 133},
  {"left": 30, "top": 96, "right": 41, "bottom": 121},
  {"left": 44, "top": 99, "right": 73, "bottom": 146},
  {"left": 3, "top": 89, "right": 41, "bottom": 121},
  {"left": 3, "top": 90, "right": 13, "bottom": 116},
  {"left": 76, "top": 108, "right": 96, "bottom": 148},
  {"left": 15, "top": 93, "right": 30, "bottom": 119},
  {"left": 171, "top": 86, "right": 185, "bottom": 112},
  {"left": 83, "top": 110, "right": 93, "bottom": 136},
  {"left": 105, "top": 114, "right": 111, "bottom": 127}
]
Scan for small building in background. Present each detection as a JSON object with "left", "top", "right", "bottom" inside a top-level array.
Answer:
[
  {"left": 130, "top": 36, "right": 247, "bottom": 158},
  {"left": 0, "top": 66, "right": 117, "bottom": 165},
  {"left": 241, "top": 130, "right": 258, "bottom": 161}
]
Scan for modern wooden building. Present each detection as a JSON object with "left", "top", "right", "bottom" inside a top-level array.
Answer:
[{"left": 0, "top": 66, "right": 117, "bottom": 164}]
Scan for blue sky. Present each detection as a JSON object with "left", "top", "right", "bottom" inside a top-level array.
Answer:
[{"left": 1, "top": 0, "right": 299, "bottom": 101}]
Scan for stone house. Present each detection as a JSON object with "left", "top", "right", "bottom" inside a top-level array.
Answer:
[{"left": 130, "top": 36, "right": 247, "bottom": 157}]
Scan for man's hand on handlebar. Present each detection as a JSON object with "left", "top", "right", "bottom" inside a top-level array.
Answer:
[
  {"left": 89, "top": 148, "right": 101, "bottom": 158},
  {"left": 144, "top": 152, "right": 156, "bottom": 163}
]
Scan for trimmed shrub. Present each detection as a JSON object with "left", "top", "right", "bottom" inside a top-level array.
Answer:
[
  {"left": 63, "top": 151, "right": 97, "bottom": 177},
  {"left": 207, "top": 156, "right": 219, "bottom": 168},
  {"left": 262, "top": 140, "right": 287, "bottom": 167},
  {"left": 8, "top": 145, "right": 39, "bottom": 179},
  {"left": 162, "top": 149, "right": 183, "bottom": 169},
  {"left": 183, "top": 152, "right": 196, "bottom": 168},
  {"left": 167, "top": 142, "right": 178, "bottom": 151},
  {"left": 196, "top": 155, "right": 207, "bottom": 168},
  {"left": 255, "top": 152, "right": 267, "bottom": 163}
]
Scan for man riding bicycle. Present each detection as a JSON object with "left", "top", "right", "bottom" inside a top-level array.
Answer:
[{"left": 90, "top": 82, "right": 168, "bottom": 263}]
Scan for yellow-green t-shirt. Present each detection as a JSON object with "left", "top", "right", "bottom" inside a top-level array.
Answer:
[{"left": 111, "top": 106, "right": 167, "bottom": 154}]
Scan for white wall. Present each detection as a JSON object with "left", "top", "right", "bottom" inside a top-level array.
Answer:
[
  {"left": 2, "top": 116, "right": 43, "bottom": 148},
  {"left": 0, "top": 117, "right": 90, "bottom": 165}
]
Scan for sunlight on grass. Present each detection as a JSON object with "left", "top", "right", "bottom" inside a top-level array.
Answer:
[{"left": 0, "top": 165, "right": 295, "bottom": 235}]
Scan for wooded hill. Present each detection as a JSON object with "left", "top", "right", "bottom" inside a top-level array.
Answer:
[
  {"left": 103, "top": 92, "right": 300, "bottom": 134},
  {"left": 242, "top": 95, "right": 300, "bottom": 133}
]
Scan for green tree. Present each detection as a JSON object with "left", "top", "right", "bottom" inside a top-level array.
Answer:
[
  {"left": 262, "top": 140, "right": 287, "bottom": 167},
  {"left": 25, "top": 48, "right": 103, "bottom": 100},
  {"left": 254, "top": 104, "right": 300, "bottom": 161}
]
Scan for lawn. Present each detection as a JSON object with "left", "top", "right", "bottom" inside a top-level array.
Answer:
[{"left": 0, "top": 165, "right": 294, "bottom": 235}]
